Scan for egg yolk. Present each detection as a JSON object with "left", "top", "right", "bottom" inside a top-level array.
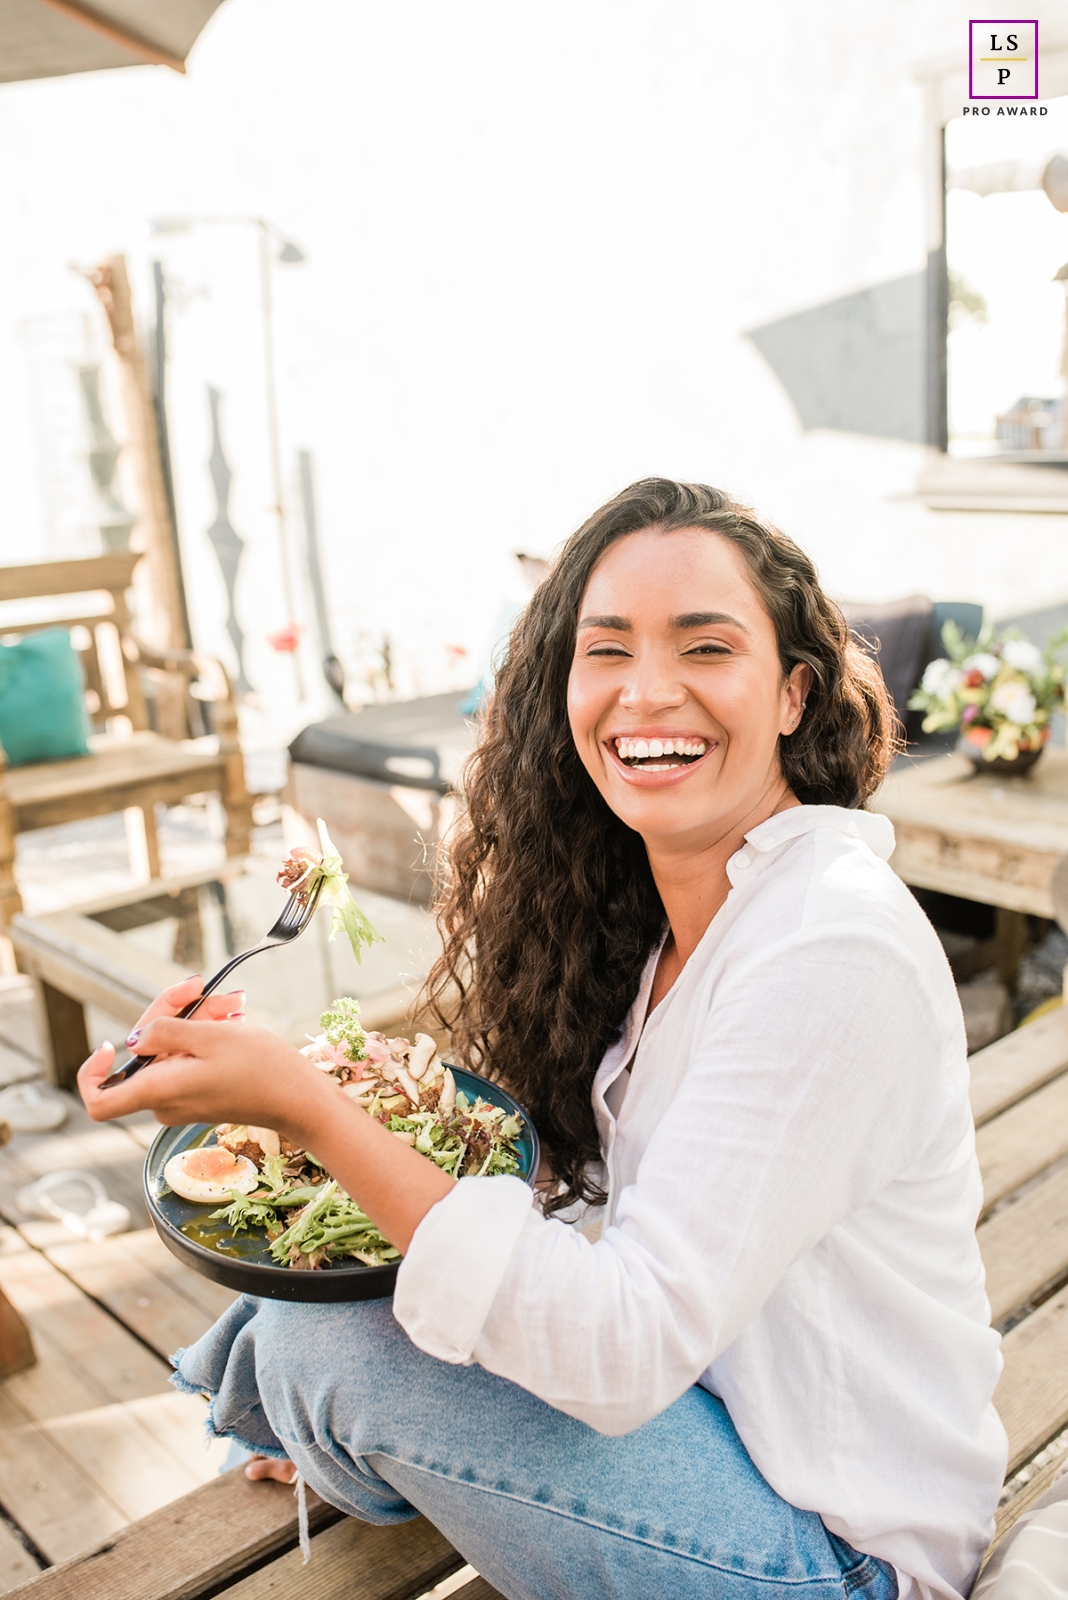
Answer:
[{"left": 183, "top": 1147, "right": 247, "bottom": 1183}]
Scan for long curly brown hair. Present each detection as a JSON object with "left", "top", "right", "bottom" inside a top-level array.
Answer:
[{"left": 424, "top": 479, "right": 895, "bottom": 1212}]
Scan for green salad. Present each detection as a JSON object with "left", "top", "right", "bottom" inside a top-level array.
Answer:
[{"left": 197, "top": 996, "right": 524, "bottom": 1271}]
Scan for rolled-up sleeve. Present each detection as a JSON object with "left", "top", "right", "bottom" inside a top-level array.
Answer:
[{"left": 394, "top": 1173, "right": 535, "bottom": 1361}]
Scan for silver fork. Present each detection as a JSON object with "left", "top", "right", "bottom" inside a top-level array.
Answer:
[{"left": 101, "top": 879, "right": 325, "bottom": 1088}]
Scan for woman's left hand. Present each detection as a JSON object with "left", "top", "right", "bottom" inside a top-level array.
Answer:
[{"left": 78, "top": 1017, "right": 333, "bottom": 1145}]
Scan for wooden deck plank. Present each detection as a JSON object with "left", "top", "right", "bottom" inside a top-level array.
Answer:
[
  {"left": 0, "top": 1099, "right": 152, "bottom": 1236},
  {"left": 976, "top": 1072, "right": 1068, "bottom": 1214},
  {"left": 213, "top": 1515, "right": 465, "bottom": 1600},
  {"left": 422, "top": 1570, "right": 479, "bottom": 1599},
  {"left": 978, "top": 1164, "right": 1068, "bottom": 1325},
  {"left": 0, "top": 1522, "right": 40, "bottom": 1595},
  {"left": 996, "top": 1286, "right": 1068, "bottom": 1474},
  {"left": 970, "top": 1008, "right": 1068, "bottom": 1128},
  {"left": 41, "top": 1230, "right": 235, "bottom": 1362},
  {"left": 38, "top": 1393, "right": 222, "bottom": 1526},
  {"left": 0, "top": 979, "right": 40, "bottom": 1061},
  {"left": 5, "top": 1470, "right": 343, "bottom": 1599},
  {"left": 0, "top": 1231, "right": 227, "bottom": 1558},
  {"left": 993, "top": 1459, "right": 1068, "bottom": 1549},
  {"left": 122, "top": 1118, "right": 164, "bottom": 1153},
  {"left": 0, "top": 1384, "right": 127, "bottom": 1565},
  {"left": 115, "top": 1227, "right": 236, "bottom": 1321},
  {"left": 0, "top": 1236, "right": 171, "bottom": 1408}
]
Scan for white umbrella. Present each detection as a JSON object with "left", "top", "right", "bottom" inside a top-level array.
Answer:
[{"left": 0, "top": 0, "right": 225, "bottom": 83}]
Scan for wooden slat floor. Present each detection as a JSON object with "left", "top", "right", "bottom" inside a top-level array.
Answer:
[
  {"left": 974, "top": 1007, "right": 1068, "bottom": 1498},
  {"left": 0, "top": 979, "right": 502, "bottom": 1600},
  {"left": 2, "top": 979, "right": 1068, "bottom": 1589},
  {"left": 0, "top": 980, "right": 236, "bottom": 1589},
  {"left": 3, "top": 1462, "right": 503, "bottom": 1600}
]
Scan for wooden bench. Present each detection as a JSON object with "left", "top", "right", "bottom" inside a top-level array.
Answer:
[
  {"left": 8, "top": 1004, "right": 1068, "bottom": 1596},
  {"left": 4, "top": 1466, "right": 504, "bottom": 1599},
  {"left": 0, "top": 553, "right": 254, "bottom": 932},
  {"left": 974, "top": 1005, "right": 1068, "bottom": 1525}
]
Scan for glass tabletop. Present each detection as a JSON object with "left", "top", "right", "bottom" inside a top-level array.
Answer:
[{"left": 86, "top": 860, "right": 438, "bottom": 1041}]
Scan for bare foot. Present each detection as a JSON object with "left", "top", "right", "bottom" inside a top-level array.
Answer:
[{"left": 245, "top": 1454, "right": 298, "bottom": 1484}]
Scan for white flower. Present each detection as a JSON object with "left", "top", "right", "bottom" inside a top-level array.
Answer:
[
  {"left": 962, "top": 652, "right": 1000, "bottom": 681},
  {"left": 921, "top": 658, "right": 961, "bottom": 698},
  {"left": 990, "top": 683, "right": 1036, "bottom": 724},
  {"left": 1001, "top": 639, "right": 1043, "bottom": 676}
]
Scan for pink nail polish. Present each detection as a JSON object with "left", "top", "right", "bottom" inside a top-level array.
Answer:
[
  {"left": 126, "top": 1028, "right": 140, "bottom": 1046},
  {"left": 227, "top": 1010, "right": 247, "bottom": 1021}
]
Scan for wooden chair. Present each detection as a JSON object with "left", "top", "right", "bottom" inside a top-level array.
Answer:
[{"left": 0, "top": 553, "right": 253, "bottom": 931}]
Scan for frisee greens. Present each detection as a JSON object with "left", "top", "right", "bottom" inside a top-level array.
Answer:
[
  {"left": 319, "top": 995, "right": 368, "bottom": 1063},
  {"left": 267, "top": 1181, "right": 401, "bottom": 1269}
]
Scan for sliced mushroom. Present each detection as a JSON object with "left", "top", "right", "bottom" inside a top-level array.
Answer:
[
  {"left": 438, "top": 1067, "right": 456, "bottom": 1115},
  {"left": 407, "top": 1033, "right": 437, "bottom": 1080},
  {"left": 391, "top": 1129, "right": 417, "bottom": 1146},
  {"left": 340, "top": 1083, "right": 375, "bottom": 1103},
  {"left": 394, "top": 1066, "right": 421, "bottom": 1106}
]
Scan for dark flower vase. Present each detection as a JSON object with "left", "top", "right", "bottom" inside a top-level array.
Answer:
[{"left": 959, "top": 728, "right": 1048, "bottom": 775}]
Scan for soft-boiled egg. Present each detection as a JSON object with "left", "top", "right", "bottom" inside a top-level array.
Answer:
[{"left": 163, "top": 1145, "right": 260, "bottom": 1204}]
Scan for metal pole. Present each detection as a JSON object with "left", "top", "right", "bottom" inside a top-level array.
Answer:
[
  {"left": 257, "top": 220, "right": 304, "bottom": 697},
  {"left": 151, "top": 260, "right": 193, "bottom": 649},
  {"left": 299, "top": 448, "right": 346, "bottom": 707}
]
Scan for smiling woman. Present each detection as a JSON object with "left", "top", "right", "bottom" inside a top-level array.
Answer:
[
  {"left": 81, "top": 480, "right": 1003, "bottom": 1600},
  {"left": 426, "top": 481, "right": 895, "bottom": 1213}
]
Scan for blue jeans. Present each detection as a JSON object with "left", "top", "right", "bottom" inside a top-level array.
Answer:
[{"left": 173, "top": 1296, "right": 899, "bottom": 1600}]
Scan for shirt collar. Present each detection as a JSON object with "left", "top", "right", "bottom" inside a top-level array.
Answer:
[{"left": 743, "top": 804, "right": 895, "bottom": 862}]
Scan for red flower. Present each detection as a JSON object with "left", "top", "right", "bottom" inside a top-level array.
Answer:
[
  {"left": 964, "top": 669, "right": 984, "bottom": 688},
  {"left": 267, "top": 623, "right": 304, "bottom": 654}
]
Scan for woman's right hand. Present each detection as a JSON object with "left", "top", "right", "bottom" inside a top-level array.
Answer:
[
  {"left": 74, "top": 975, "right": 246, "bottom": 1116},
  {"left": 78, "top": 975, "right": 455, "bottom": 1254},
  {"left": 123, "top": 975, "right": 247, "bottom": 1053}
]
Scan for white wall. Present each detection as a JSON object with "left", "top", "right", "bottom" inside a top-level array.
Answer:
[{"left": 0, "top": 0, "right": 1066, "bottom": 730}]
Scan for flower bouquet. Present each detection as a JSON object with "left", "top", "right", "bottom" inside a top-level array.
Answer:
[{"left": 908, "top": 623, "right": 1068, "bottom": 770}]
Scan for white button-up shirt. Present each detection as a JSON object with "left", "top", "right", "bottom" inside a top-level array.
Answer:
[{"left": 396, "top": 806, "right": 1007, "bottom": 1599}]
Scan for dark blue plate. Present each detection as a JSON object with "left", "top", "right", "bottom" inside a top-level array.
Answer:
[{"left": 143, "top": 1066, "right": 539, "bottom": 1302}]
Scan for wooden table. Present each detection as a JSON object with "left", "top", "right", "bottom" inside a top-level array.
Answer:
[
  {"left": 8, "top": 860, "right": 436, "bottom": 1089},
  {"left": 876, "top": 749, "right": 1068, "bottom": 920},
  {"left": 875, "top": 749, "right": 1068, "bottom": 988}
]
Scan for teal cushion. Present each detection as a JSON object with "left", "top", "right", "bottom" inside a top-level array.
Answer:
[{"left": 0, "top": 628, "right": 91, "bottom": 766}]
